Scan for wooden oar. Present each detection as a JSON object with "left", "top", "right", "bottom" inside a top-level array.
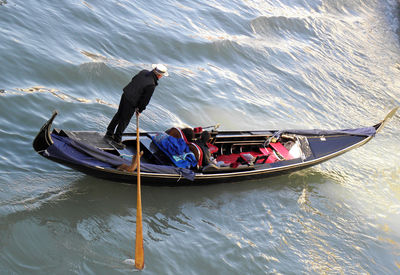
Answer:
[{"left": 135, "top": 111, "right": 144, "bottom": 270}]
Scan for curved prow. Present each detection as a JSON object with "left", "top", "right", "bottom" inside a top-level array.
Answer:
[
  {"left": 33, "top": 110, "right": 58, "bottom": 152},
  {"left": 374, "top": 107, "right": 399, "bottom": 133}
]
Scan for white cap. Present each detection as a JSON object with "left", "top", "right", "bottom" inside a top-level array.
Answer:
[{"left": 152, "top": 64, "right": 169, "bottom": 76}]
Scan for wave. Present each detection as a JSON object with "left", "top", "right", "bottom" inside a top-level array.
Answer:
[{"left": 251, "top": 15, "right": 318, "bottom": 41}]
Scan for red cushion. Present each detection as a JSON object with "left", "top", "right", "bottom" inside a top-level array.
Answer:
[
  {"left": 207, "top": 143, "right": 218, "bottom": 154},
  {"left": 189, "top": 142, "right": 203, "bottom": 167},
  {"left": 216, "top": 154, "right": 241, "bottom": 164},
  {"left": 239, "top": 152, "right": 262, "bottom": 163},
  {"left": 215, "top": 144, "right": 289, "bottom": 166},
  {"left": 260, "top": 147, "right": 278, "bottom": 163},
  {"left": 175, "top": 128, "right": 188, "bottom": 144},
  {"left": 269, "top": 142, "right": 292, "bottom": 160}
]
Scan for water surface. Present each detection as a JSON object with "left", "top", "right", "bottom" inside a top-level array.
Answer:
[{"left": 1, "top": 0, "right": 400, "bottom": 274}]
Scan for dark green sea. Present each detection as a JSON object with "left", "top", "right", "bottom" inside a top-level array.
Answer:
[{"left": 1, "top": 0, "right": 400, "bottom": 274}]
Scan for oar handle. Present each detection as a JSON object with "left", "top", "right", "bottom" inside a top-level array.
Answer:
[{"left": 202, "top": 123, "right": 220, "bottom": 130}]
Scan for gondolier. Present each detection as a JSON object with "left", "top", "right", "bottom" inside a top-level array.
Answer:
[{"left": 105, "top": 64, "right": 168, "bottom": 149}]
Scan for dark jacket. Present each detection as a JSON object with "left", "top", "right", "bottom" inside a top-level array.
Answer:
[
  {"left": 196, "top": 140, "right": 212, "bottom": 167},
  {"left": 123, "top": 70, "right": 158, "bottom": 113}
]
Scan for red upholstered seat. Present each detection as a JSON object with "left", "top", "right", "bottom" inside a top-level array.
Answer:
[
  {"left": 240, "top": 152, "right": 264, "bottom": 163},
  {"left": 240, "top": 148, "right": 278, "bottom": 164},
  {"left": 269, "top": 142, "right": 292, "bottom": 160},
  {"left": 216, "top": 154, "right": 241, "bottom": 164},
  {"left": 261, "top": 147, "right": 279, "bottom": 163},
  {"left": 215, "top": 142, "right": 291, "bottom": 166},
  {"left": 188, "top": 142, "right": 203, "bottom": 168},
  {"left": 207, "top": 143, "right": 218, "bottom": 154},
  {"left": 166, "top": 127, "right": 188, "bottom": 143}
]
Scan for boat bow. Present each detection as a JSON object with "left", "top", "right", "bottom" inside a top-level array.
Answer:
[{"left": 33, "top": 110, "right": 58, "bottom": 152}]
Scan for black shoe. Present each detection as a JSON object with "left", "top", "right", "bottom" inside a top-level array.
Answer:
[
  {"left": 110, "top": 139, "right": 126, "bottom": 150},
  {"left": 104, "top": 132, "right": 114, "bottom": 140}
]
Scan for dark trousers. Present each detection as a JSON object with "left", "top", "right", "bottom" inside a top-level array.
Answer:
[{"left": 107, "top": 93, "right": 135, "bottom": 142}]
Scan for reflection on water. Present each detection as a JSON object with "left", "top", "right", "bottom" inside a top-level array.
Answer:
[
  {"left": 6, "top": 86, "right": 115, "bottom": 106},
  {"left": 1, "top": 147, "right": 399, "bottom": 274},
  {"left": 80, "top": 50, "right": 133, "bottom": 68}
]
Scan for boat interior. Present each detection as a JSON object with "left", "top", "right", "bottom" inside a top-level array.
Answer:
[{"left": 56, "top": 127, "right": 308, "bottom": 172}]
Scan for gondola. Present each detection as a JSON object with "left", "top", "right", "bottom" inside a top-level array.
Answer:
[{"left": 33, "top": 108, "right": 398, "bottom": 185}]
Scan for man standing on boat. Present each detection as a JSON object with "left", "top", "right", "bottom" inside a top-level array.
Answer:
[{"left": 105, "top": 64, "right": 168, "bottom": 149}]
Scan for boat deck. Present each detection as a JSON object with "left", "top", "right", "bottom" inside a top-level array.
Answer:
[{"left": 61, "top": 130, "right": 114, "bottom": 150}]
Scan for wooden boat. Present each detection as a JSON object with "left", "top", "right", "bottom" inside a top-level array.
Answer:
[{"left": 33, "top": 108, "right": 398, "bottom": 185}]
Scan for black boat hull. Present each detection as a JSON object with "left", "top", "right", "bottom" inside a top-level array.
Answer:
[{"left": 33, "top": 108, "right": 398, "bottom": 185}]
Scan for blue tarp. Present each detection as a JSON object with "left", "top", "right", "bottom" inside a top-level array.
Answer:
[
  {"left": 150, "top": 133, "right": 197, "bottom": 169},
  {"left": 44, "top": 134, "right": 195, "bottom": 181}
]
